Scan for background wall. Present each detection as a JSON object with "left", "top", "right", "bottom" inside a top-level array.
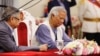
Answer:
[
  {"left": 14, "top": 0, "right": 49, "bottom": 17},
  {"left": 70, "top": 0, "right": 80, "bottom": 16},
  {"left": 14, "top": 0, "right": 80, "bottom": 17}
]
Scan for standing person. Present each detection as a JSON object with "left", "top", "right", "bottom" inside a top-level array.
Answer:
[
  {"left": 78, "top": 0, "right": 100, "bottom": 45},
  {"left": 48, "top": 0, "right": 76, "bottom": 36},
  {"left": 0, "top": 6, "right": 47, "bottom": 52},
  {"left": 35, "top": 6, "right": 72, "bottom": 49}
]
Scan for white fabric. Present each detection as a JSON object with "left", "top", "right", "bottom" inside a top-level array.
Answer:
[
  {"left": 78, "top": 0, "right": 100, "bottom": 32},
  {"left": 13, "top": 29, "right": 18, "bottom": 46},
  {"left": 32, "top": 19, "right": 65, "bottom": 47},
  {"left": 14, "top": 10, "right": 38, "bottom": 47},
  {"left": 42, "top": 20, "right": 63, "bottom": 42}
]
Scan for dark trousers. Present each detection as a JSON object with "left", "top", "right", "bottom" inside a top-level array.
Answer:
[{"left": 83, "top": 32, "right": 100, "bottom": 45}]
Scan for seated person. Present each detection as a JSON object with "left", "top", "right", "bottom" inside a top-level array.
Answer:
[
  {"left": 0, "top": 6, "right": 47, "bottom": 52},
  {"left": 35, "top": 6, "right": 72, "bottom": 49}
]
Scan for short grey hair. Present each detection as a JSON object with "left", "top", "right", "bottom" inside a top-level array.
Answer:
[
  {"left": 48, "top": 6, "right": 67, "bottom": 19},
  {"left": 1, "top": 6, "right": 20, "bottom": 21}
]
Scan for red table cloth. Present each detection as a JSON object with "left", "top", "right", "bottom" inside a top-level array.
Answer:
[
  {"left": 0, "top": 49, "right": 65, "bottom": 56},
  {"left": 0, "top": 49, "right": 99, "bottom": 56}
]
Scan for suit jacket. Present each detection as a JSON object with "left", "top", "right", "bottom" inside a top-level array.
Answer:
[
  {"left": 48, "top": 0, "right": 76, "bottom": 31},
  {"left": 0, "top": 21, "right": 39, "bottom": 52}
]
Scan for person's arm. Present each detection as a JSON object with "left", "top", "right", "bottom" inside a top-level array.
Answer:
[
  {"left": 35, "top": 24, "right": 57, "bottom": 49},
  {"left": 0, "top": 29, "right": 47, "bottom": 52},
  {"left": 0, "top": 29, "right": 19, "bottom": 52},
  {"left": 62, "top": 29, "right": 73, "bottom": 46},
  {"left": 68, "top": 0, "right": 76, "bottom": 7},
  {"left": 18, "top": 44, "right": 47, "bottom": 51}
]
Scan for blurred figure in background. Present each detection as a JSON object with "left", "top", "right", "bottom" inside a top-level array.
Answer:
[
  {"left": 78, "top": 0, "right": 100, "bottom": 45},
  {"left": 71, "top": 16, "right": 81, "bottom": 39}
]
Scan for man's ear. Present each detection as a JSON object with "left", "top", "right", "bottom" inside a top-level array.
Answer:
[
  {"left": 20, "top": 12, "right": 24, "bottom": 20},
  {"left": 51, "top": 14, "right": 54, "bottom": 19},
  {"left": 51, "top": 13, "right": 55, "bottom": 18},
  {"left": 9, "top": 16, "right": 14, "bottom": 21}
]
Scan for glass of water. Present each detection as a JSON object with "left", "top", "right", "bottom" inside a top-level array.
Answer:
[{"left": 55, "top": 40, "right": 64, "bottom": 55}]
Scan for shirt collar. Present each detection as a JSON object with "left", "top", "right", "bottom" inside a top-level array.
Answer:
[{"left": 4, "top": 21, "right": 14, "bottom": 33}]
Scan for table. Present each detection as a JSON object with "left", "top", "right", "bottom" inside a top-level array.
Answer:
[
  {"left": 0, "top": 49, "right": 100, "bottom": 56},
  {"left": 0, "top": 49, "right": 65, "bottom": 56}
]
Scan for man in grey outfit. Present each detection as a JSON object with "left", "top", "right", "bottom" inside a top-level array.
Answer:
[{"left": 0, "top": 6, "right": 47, "bottom": 52}]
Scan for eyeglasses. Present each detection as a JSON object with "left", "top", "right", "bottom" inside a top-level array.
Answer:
[{"left": 14, "top": 17, "right": 20, "bottom": 21}]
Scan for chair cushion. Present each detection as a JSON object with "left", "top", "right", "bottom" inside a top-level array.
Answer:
[{"left": 17, "top": 22, "right": 28, "bottom": 46}]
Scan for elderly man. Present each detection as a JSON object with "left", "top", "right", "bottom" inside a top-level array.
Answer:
[
  {"left": 48, "top": 0, "right": 76, "bottom": 36},
  {"left": 0, "top": 6, "right": 47, "bottom": 52},
  {"left": 35, "top": 6, "right": 72, "bottom": 49}
]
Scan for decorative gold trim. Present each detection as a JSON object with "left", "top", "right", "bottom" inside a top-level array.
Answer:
[{"left": 84, "top": 18, "right": 100, "bottom": 22}]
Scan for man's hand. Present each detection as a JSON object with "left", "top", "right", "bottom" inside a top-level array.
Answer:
[{"left": 39, "top": 44, "right": 48, "bottom": 51}]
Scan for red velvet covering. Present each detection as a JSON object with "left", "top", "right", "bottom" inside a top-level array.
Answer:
[
  {"left": 0, "top": 49, "right": 99, "bottom": 56},
  {"left": 0, "top": 49, "right": 65, "bottom": 56},
  {"left": 17, "top": 22, "right": 28, "bottom": 46}
]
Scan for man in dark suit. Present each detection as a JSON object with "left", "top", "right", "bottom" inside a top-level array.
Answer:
[
  {"left": 0, "top": 6, "right": 47, "bottom": 52},
  {"left": 48, "top": 0, "right": 76, "bottom": 36}
]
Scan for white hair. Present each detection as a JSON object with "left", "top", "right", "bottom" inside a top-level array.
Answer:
[{"left": 48, "top": 6, "right": 67, "bottom": 19}]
